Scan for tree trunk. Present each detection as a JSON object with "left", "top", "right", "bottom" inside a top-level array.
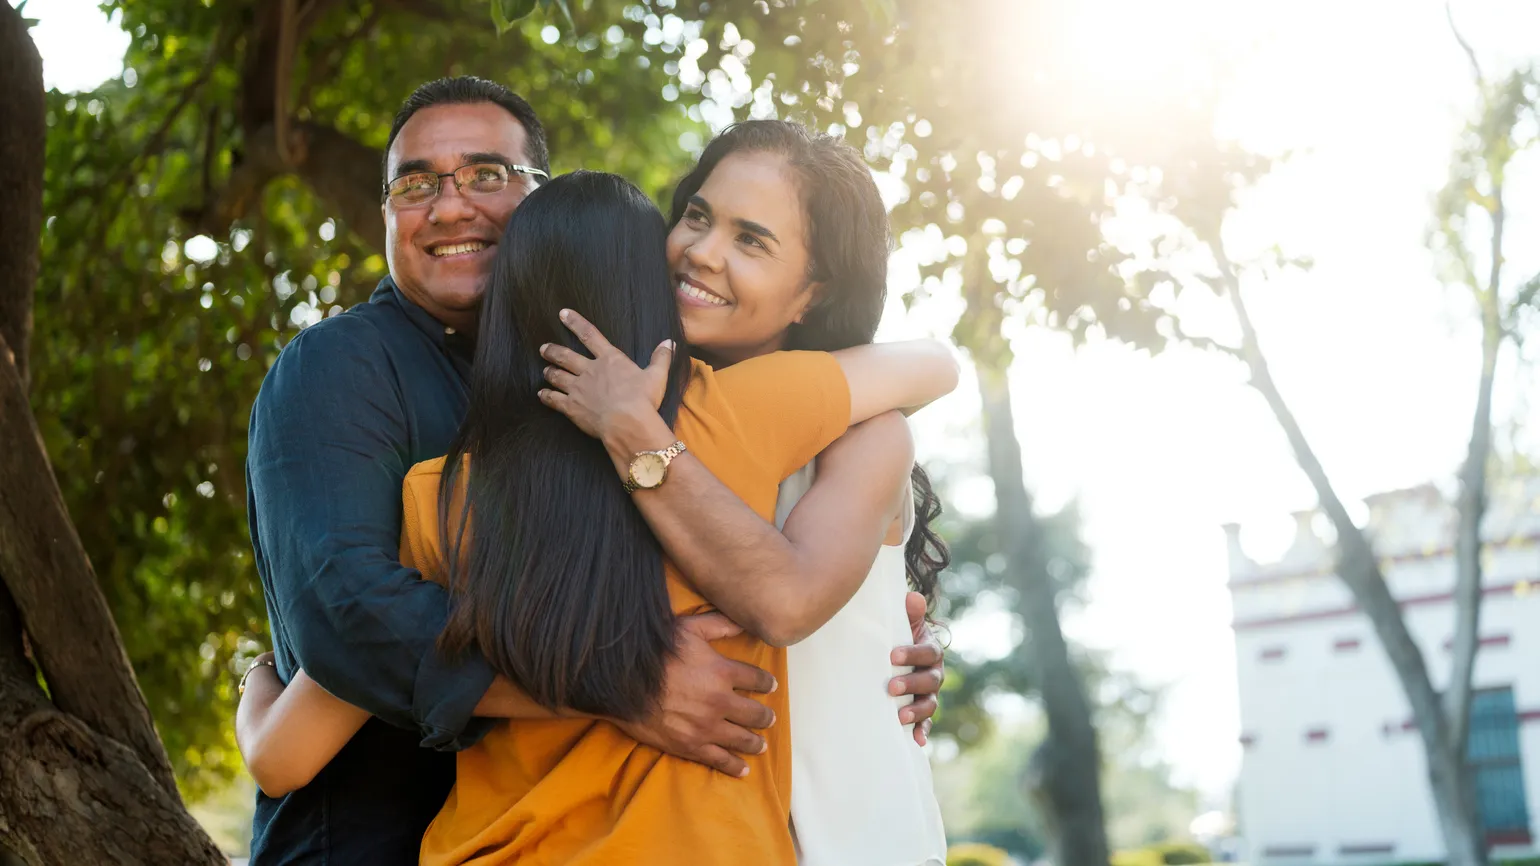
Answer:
[
  {"left": 977, "top": 361, "right": 1110, "bottom": 866},
  {"left": 0, "top": 6, "right": 224, "bottom": 863},
  {"left": 1214, "top": 245, "right": 1488, "bottom": 866}
]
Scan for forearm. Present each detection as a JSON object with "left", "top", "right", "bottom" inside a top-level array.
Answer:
[
  {"left": 833, "top": 339, "right": 960, "bottom": 423},
  {"left": 237, "top": 668, "right": 371, "bottom": 797},
  {"left": 598, "top": 410, "right": 822, "bottom": 646},
  {"left": 281, "top": 561, "right": 495, "bottom": 747}
]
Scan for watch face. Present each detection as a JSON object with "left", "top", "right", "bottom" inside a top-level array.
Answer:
[{"left": 630, "top": 452, "right": 668, "bottom": 488}]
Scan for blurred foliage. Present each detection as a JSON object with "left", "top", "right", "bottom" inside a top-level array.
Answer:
[
  {"left": 39, "top": 0, "right": 1225, "bottom": 796},
  {"left": 933, "top": 716, "right": 1199, "bottom": 862},
  {"left": 38, "top": 0, "right": 707, "bottom": 795},
  {"left": 931, "top": 495, "right": 1157, "bottom": 757}
]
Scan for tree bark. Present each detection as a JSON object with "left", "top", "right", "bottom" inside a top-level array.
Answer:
[
  {"left": 197, "top": 121, "right": 387, "bottom": 252},
  {"left": 1214, "top": 243, "right": 1487, "bottom": 866},
  {"left": 0, "top": 2, "right": 42, "bottom": 387},
  {"left": 0, "top": 6, "right": 224, "bottom": 862},
  {"left": 977, "top": 361, "right": 1110, "bottom": 866},
  {"left": 1444, "top": 183, "right": 1502, "bottom": 752}
]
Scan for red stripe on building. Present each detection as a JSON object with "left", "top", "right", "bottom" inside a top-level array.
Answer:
[{"left": 1442, "top": 634, "right": 1511, "bottom": 650}]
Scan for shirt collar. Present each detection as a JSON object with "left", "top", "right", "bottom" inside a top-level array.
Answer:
[{"left": 372, "top": 275, "right": 475, "bottom": 360}]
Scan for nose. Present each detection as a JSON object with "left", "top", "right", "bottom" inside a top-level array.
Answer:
[
  {"left": 427, "top": 179, "right": 477, "bottom": 224},
  {"left": 683, "top": 226, "right": 727, "bottom": 274}
]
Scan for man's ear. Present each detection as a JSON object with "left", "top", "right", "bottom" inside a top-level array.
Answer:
[{"left": 791, "top": 280, "right": 827, "bottom": 325}]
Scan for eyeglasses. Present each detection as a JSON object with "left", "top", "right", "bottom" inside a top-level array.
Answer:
[{"left": 384, "top": 161, "right": 549, "bottom": 207}]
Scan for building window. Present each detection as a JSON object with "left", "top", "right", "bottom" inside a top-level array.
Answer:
[{"left": 1467, "top": 687, "right": 1531, "bottom": 843}]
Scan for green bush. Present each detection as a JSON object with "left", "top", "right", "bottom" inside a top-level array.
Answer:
[{"left": 947, "top": 842, "right": 1012, "bottom": 866}]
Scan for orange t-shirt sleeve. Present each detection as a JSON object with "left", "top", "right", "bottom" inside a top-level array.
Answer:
[
  {"left": 711, "top": 350, "right": 851, "bottom": 480},
  {"left": 399, "top": 462, "right": 446, "bottom": 580}
]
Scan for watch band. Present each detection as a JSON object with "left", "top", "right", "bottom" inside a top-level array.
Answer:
[{"left": 623, "top": 441, "right": 688, "bottom": 494}]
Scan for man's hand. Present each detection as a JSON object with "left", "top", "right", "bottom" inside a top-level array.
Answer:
[
  {"left": 888, "top": 591, "right": 944, "bottom": 746},
  {"left": 614, "top": 613, "right": 776, "bottom": 777}
]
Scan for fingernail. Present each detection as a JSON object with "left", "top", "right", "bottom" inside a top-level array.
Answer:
[
  {"left": 758, "top": 741, "right": 768, "bottom": 755},
  {"left": 890, "top": 650, "right": 903, "bottom": 664},
  {"left": 662, "top": 339, "right": 675, "bottom": 351},
  {"left": 769, "top": 677, "right": 778, "bottom": 693},
  {"left": 889, "top": 680, "right": 904, "bottom": 696},
  {"left": 539, "top": 343, "right": 551, "bottom": 354},
  {"left": 901, "top": 709, "right": 914, "bottom": 724},
  {"left": 737, "top": 766, "right": 750, "bottom": 778},
  {"left": 538, "top": 389, "right": 549, "bottom": 400},
  {"left": 559, "top": 309, "right": 572, "bottom": 322},
  {"left": 923, "top": 720, "right": 933, "bottom": 735}
]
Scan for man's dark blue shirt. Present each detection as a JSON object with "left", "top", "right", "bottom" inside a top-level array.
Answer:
[{"left": 246, "top": 277, "right": 496, "bottom": 865}]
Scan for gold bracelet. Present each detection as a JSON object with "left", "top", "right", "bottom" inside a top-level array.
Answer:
[{"left": 238, "top": 658, "right": 276, "bottom": 695}]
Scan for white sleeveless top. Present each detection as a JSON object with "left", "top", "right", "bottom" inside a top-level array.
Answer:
[{"left": 777, "top": 460, "right": 948, "bottom": 866}]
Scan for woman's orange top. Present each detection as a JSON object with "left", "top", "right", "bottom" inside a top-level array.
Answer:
[{"left": 402, "top": 352, "right": 851, "bottom": 866}]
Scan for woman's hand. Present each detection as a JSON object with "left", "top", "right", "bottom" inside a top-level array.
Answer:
[
  {"left": 889, "top": 591, "right": 944, "bottom": 746},
  {"left": 538, "top": 308, "right": 679, "bottom": 472}
]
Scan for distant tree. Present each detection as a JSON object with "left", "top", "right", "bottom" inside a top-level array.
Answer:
[{"left": 1124, "top": 10, "right": 1539, "bottom": 864}]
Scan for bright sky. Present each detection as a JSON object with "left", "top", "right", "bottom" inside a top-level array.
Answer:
[{"left": 22, "top": 0, "right": 1540, "bottom": 808}]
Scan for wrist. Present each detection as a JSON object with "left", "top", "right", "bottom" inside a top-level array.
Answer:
[{"left": 603, "top": 410, "right": 678, "bottom": 476}]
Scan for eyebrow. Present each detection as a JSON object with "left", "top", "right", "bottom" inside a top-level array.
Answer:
[
  {"left": 687, "top": 195, "right": 781, "bottom": 247},
  {"left": 390, "top": 152, "right": 518, "bottom": 179}
]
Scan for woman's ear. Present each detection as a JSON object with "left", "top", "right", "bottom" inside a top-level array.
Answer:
[{"left": 791, "top": 280, "right": 827, "bottom": 325}]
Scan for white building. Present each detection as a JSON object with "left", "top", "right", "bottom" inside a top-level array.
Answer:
[{"left": 1227, "top": 478, "right": 1540, "bottom": 865}]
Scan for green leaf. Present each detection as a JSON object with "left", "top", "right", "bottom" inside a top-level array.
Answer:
[
  {"left": 490, "top": 0, "right": 539, "bottom": 35},
  {"left": 544, "top": 0, "right": 578, "bottom": 35}
]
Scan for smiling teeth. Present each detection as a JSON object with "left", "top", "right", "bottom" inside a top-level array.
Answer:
[
  {"left": 679, "top": 280, "right": 728, "bottom": 306},
  {"left": 432, "top": 241, "right": 487, "bottom": 257}
]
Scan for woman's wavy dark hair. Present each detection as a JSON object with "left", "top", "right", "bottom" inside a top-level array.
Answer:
[
  {"left": 670, "top": 120, "right": 949, "bottom": 606},
  {"left": 438, "top": 171, "right": 690, "bottom": 720}
]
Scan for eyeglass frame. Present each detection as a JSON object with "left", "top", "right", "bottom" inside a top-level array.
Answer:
[{"left": 382, "top": 160, "right": 550, "bottom": 207}]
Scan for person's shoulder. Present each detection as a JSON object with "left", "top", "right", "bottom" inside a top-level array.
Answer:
[
  {"left": 406, "top": 455, "right": 450, "bottom": 486},
  {"left": 278, "top": 303, "right": 397, "bottom": 359},
  {"left": 256, "top": 303, "right": 406, "bottom": 397}
]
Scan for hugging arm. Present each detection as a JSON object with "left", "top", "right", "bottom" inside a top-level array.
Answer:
[
  {"left": 539, "top": 312, "right": 952, "bottom": 727},
  {"left": 236, "top": 661, "right": 372, "bottom": 797}
]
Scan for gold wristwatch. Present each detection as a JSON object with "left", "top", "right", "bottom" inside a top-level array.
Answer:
[{"left": 623, "top": 441, "right": 687, "bottom": 493}]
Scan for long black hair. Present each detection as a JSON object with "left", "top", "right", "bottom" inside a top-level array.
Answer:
[
  {"left": 671, "top": 121, "right": 950, "bottom": 606},
  {"left": 438, "top": 171, "right": 690, "bottom": 721}
]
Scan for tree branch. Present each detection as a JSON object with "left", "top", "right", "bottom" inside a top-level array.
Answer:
[
  {"left": 1446, "top": 1, "right": 1484, "bottom": 84},
  {"left": 1169, "top": 313, "right": 1243, "bottom": 359},
  {"left": 0, "top": 3, "right": 44, "bottom": 388},
  {"left": 1210, "top": 239, "right": 1453, "bottom": 759},
  {"left": 1506, "top": 273, "right": 1540, "bottom": 320},
  {"left": 192, "top": 121, "right": 386, "bottom": 252},
  {"left": 0, "top": 338, "right": 181, "bottom": 798},
  {"left": 1444, "top": 180, "right": 1503, "bottom": 749}
]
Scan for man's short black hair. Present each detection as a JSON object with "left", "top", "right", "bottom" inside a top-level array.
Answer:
[{"left": 384, "top": 76, "right": 550, "bottom": 181}]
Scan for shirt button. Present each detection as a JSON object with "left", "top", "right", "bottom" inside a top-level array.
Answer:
[{"left": 445, "top": 327, "right": 456, "bottom": 335}]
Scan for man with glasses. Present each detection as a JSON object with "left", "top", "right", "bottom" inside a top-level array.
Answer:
[{"left": 245, "top": 77, "right": 943, "bottom": 864}]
